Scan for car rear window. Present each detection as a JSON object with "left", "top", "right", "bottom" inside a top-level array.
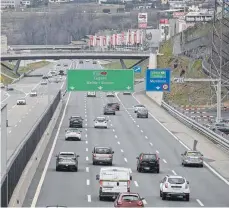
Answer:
[
  {"left": 95, "top": 148, "right": 112, "bottom": 154},
  {"left": 97, "top": 118, "right": 106, "bottom": 122},
  {"left": 60, "top": 154, "right": 75, "bottom": 158},
  {"left": 186, "top": 152, "right": 201, "bottom": 156},
  {"left": 142, "top": 154, "right": 156, "bottom": 160},
  {"left": 122, "top": 195, "right": 139, "bottom": 201},
  {"left": 168, "top": 178, "right": 185, "bottom": 184}
]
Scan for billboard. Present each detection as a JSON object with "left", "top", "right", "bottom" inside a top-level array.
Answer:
[
  {"left": 144, "top": 29, "right": 161, "bottom": 47},
  {"left": 138, "top": 13, "right": 148, "bottom": 29},
  {"left": 185, "top": 14, "right": 213, "bottom": 22}
]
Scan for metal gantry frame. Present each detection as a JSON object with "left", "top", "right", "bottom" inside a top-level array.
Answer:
[{"left": 209, "top": 0, "right": 229, "bottom": 122}]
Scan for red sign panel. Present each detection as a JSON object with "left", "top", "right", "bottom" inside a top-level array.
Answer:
[{"left": 138, "top": 23, "right": 147, "bottom": 28}]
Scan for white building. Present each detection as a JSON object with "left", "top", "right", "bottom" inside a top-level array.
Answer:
[
  {"left": 1, "top": 35, "right": 8, "bottom": 54},
  {"left": 49, "top": 0, "right": 70, "bottom": 3},
  {"left": 0, "top": 0, "right": 21, "bottom": 8},
  {"left": 21, "top": 0, "right": 31, "bottom": 6}
]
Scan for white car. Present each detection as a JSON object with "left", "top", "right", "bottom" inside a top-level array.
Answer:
[
  {"left": 133, "top": 104, "right": 145, "bottom": 113},
  {"left": 65, "top": 128, "right": 82, "bottom": 141},
  {"left": 17, "top": 98, "right": 26, "bottom": 105},
  {"left": 87, "top": 91, "right": 96, "bottom": 97},
  {"left": 50, "top": 71, "right": 57, "bottom": 76},
  {"left": 106, "top": 92, "right": 115, "bottom": 97},
  {"left": 30, "top": 90, "right": 37, "bottom": 97},
  {"left": 123, "top": 91, "right": 131, "bottom": 95},
  {"left": 41, "top": 80, "right": 48, "bottom": 85},
  {"left": 160, "top": 175, "right": 190, "bottom": 201},
  {"left": 94, "top": 117, "right": 108, "bottom": 128}
]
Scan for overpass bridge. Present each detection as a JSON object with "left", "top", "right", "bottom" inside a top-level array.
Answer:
[
  {"left": 8, "top": 45, "right": 83, "bottom": 50},
  {"left": 0, "top": 51, "right": 150, "bottom": 61}
]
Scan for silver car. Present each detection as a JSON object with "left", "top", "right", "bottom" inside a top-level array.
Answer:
[
  {"left": 137, "top": 108, "right": 148, "bottom": 118},
  {"left": 181, "top": 151, "right": 204, "bottom": 167},
  {"left": 92, "top": 146, "right": 114, "bottom": 165}
]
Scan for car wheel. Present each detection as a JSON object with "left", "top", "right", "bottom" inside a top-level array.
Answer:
[
  {"left": 185, "top": 194, "right": 190, "bottom": 201},
  {"left": 99, "top": 196, "right": 103, "bottom": 201},
  {"left": 200, "top": 164, "right": 203, "bottom": 168},
  {"left": 157, "top": 168, "right": 160, "bottom": 173},
  {"left": 160, "top": 190, "right": 162, "bottom": 197},
  {"left": 74, "top": 167, "right": 78, "bottom": 172},
  {"left": 109, "top": 162, "right": 112, "bottom": 166},
  {"left": 93, "top": 161, "right": 96, "bottom": 165},
  {"left": 162, "top": 192, "right": 166, "bottom": 200},
  {"left": 56, "top": 166, "right": 59, "bottom": 171},
  {"left": 113, "top": 113, "right": 115, "bottom": 115},
  {"left": 146, "top": 115, "right": 148, "bottom": 118},
  {"left": 137, "top": 115, "right": 139, "bottom": 118}
]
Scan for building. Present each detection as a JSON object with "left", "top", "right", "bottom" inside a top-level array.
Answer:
[
  {"left": 49, "top": 0, "right": 70, "bottom": 3},
  {"left": 1, "top": 35, "right": 8, "bottom": 54},
  {"left": 21, "top": 0, "right": 31, "bottom": 6}
]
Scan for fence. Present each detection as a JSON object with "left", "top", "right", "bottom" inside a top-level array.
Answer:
[{"left": 1, "top": 90, "right": 61, "bottom": 207}]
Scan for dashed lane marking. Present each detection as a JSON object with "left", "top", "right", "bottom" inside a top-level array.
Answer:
[
  {"left": 85, "top": 123, "right": 88, "bottom": 126},
  {"left": 129, "top": 168, "right": 132, "bottom": 173},
  {"left": 137, "top": 125, "right": 140, "bottom": 128},
  {"left": 85, "top": 115, "right": 87, "bottom": 117},
  {"left": 140, "top": 130, "right": 143, "bottom": 133},
  {"left": 87, "top": 195, "right": 91, "bottom": 203},
  {"left": 9, "top": 131, "right": 11, "bottom": 134},
  {"left": 124, "top": 158, "right": 128, "bottom": 163},
  {"left": 134, "top": 181, "right": 139, "bottom": 187},
  {"left": 149, "top": 143, "right": 153, "bottom": 146},
  {"left": 86, "top": 156, "right": 89, "bottom": 161},
  {"left": 85, "top": 141, "right": 88, "bottom": 144},
  {"left": 110, "top": 124, "right": 113, "bottom": 126},
  {"left": 196, "top": 199, "right": 204, "bottom": 206},
  {"left": 12, "top": 105, "right": 16, "bottom": 109},
  {"left": 114, "top": 135, "right": 118, "bottom": 138},
  {"left": 172, "top": 170, "right": 177, "bottom": 175},
  {"left": 113, "top": 129, "right": 115, "bottom": 132},
  {"left": 15, "top": 124, "right": 17, "bottom": 127},
  {"left": 163, "top": 159, "right": 167, "bottom": 164},
  {"left": 86, "top": 167, "right": 89, "bottom": 172},
  {"left": 19, "top": 120, "right": 21, "bottom": 123},
  {"left": 87, "top": 179, "right": 90, "bottom": 186},
  {"left": 121, "top": 149, "right": 124, "bottom": 153},
  {"left": 145, "top": 136, "right": 148, "bottom": 139},
  {"left": 117, "top": 141, "right": 120, "bottom": 145},
  {"left": 86, "top": 148, "right": 88, "bottom": 152},
  {"left": 85, "top": 128, "right": 88, "bottom": 131}
]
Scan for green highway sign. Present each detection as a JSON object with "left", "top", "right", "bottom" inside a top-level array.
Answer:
[{"left": 67, "top": 69, "right": 134, "bottom": 91}]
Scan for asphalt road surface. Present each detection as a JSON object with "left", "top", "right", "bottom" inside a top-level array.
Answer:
[
  {"left": 1, "top": 60, "right": 69, "bottom": 161},
  {"left": 23, "top": 60, "right": 229, "bottom": 207}
]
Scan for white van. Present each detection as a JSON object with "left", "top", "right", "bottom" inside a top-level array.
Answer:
[{"left": 96, "top": 167, "right": 132, "bottom": 200}]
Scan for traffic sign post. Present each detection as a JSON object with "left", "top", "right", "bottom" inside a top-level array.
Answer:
[
  {"left": 145, "top": 68, "right": 171, "bottom": 92},
  {"left": 67, "top": 69, "right": 134, "bottom": 91},
  {"left": 133, "top": 65, "right": 142, "bottom": 73}
]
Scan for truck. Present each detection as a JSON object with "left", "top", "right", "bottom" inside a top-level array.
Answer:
[{"left": 96, "top": 167, "right": 132, "bottom": 200}]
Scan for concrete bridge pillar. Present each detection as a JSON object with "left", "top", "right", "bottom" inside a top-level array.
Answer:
[
  {"left": 145, "top": 53, "right": 163, "bottom": 106},
  {"left": 120, "top": 59, "right": 127, "bottom": 69},
  {"left": 13, "top": 60, "right": 21, "bottom": 76}
]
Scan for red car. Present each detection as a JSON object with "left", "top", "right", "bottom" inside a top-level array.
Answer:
[{"left": 114, "top": 192, "right": 144, "bottom": 207}]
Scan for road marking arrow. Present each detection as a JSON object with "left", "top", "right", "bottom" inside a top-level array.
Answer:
[
  {"left": 70, "top": 86, "right": 75, "bottom": 90},
  {"left": 98, "top": 86, "right": 103, "bottom": 90}
]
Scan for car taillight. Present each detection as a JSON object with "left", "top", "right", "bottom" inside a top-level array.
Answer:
[
  {"left": 200, "top": 157, "right": 203, "bottom": 160},
  {"left": 99, "top": 180, "right": 103, "bottom": 186},
  {"left": 185, "top": 183, "right": 188, "bottom": 189},
  {"left": 109, "top": 154, "right": 112, "bottom": 158},
  {"left": 93, "top": 154, "right": 96, "bottom": 157},
  {"left": 137, "top": 201, "right": 143, "bottom": 206},
  {"left": 165, "top": 183, "right": 169, "bottom": 188},
  {"left": 117, "top": 201, "right": 122, "bottom": 205}
]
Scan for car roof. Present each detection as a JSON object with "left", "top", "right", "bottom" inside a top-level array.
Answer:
[
  {"left": 167, "top": 175, "right": 184, "bottom": 179},
  {"left": 187, "top": 150, "right": 200, "bottom": 153},
  {"left": 66, "top": 128, "right": 80, "bottom": 131},
  {"left": 95, "top": 146, "right": 111, "bottom": 149},
  {"left": 70, "top": 116, "right": 82, "bottom": 118},
  {"left": 59, "top": 152, "right": 75, "bottom": 155}
]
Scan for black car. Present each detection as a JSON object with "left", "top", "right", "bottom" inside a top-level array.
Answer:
[
  {"left": 59, "top": 70, "right": 65, "bottom": 76},
  {"left": 56, "top": 152, "right": 79, "bottom": 171},
  {"left": 136, "top": 153, "right": 160, "bottom": 173},
  {"left": 104, "top": 104, "right": 116, "bottom": 115},
  {"left": 106, "top": 103, "right": 120, "bottom": 111},
  {"left": 69, "top": 116, "right": 83, "bottom": 128}
]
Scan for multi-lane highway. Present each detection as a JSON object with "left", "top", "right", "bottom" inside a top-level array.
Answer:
[
  {"left": 22, "top": 60, "right": 229, "bottom": 207},
  {"left": 1, "top": 60, "right": 69, "bottom": 160}
]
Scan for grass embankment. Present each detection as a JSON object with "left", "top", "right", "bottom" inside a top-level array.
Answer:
[
  {"left": 102, "top": 59, "right": 149, "bottom": 79},
  {"left": 157, "top": 40, "right": 214, "bottom": 106},
  {"left": 0, "top": 61, "right": 50, "bottom": 84}
]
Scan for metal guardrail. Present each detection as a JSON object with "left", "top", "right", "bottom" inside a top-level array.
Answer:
[{"left": 161, "top": 101, "right": 229, "bottom": 151}]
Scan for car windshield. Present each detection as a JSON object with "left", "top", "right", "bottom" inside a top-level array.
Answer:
[
  {"left": 186, "top": 152, "right": 202, "bottom": 156},
  {"left": 122, "top": 195, "right": 139, "bottom": 201},
  {"left": 136, "top": 105, "right": 144, "bottom": 107},
  {"left": 96, "top": 117, "right": 106, "bottom": 122},
  {"left": 95, "top": 148, "right": 112, "bottom": 154},
  {"left": 168, "top": 177, "right": 185, "bottom": 184},
  {"left": 142, "top": 154, "right": 156, "bottom": 160}
]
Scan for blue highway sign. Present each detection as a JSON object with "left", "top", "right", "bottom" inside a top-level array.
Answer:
[
  {"left": 133, "top": 65, "right": 142, "bottom": 73},
  {"left": 146, "top": 68, "right": 171, "bottom": 92}
]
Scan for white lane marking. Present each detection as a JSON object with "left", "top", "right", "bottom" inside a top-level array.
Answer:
[
  {"left": 133, "top": 120, "right": 136, "bottom": 123},
  {"left": 172, "top": 170, "right": 177, "bottom": 175},
  {"left": 87, "top": 195, "right": 91, "bottom": 202},
  {"left": 31, "top": 92, "right": 71, "bottom": 207},
  {"left": 121, "top": 149, "right": 124, "bottom": 153},
  {"left": 85, "top": 140, "right": 88, "bottom": 144},
  {"left": 85, "top": 128, "right": 88, "bottom": 131},
  {"left": 86, "top": 167, "right": 89, "bottom": 172},
  {"left": 114, "top": 135, "right": 118, "bottom": 138},
  {"left": 60, "top": 81, "right": 65, "bottom": 89},
  {"left": 145, "top": 136, "right": 148, "bottom": 139},
  {"left": 26, "top": 112, "right": 29, "bottom": 115},
  {"left": 15, "top": 124, "right": 17, "bottom": 127},
  {"left": 137, "top": 125, "right": 140, "bottom": 128},
  {"left": 110, "top": 124, "right": 113, "bottom": 127},
  {"left": 86, "top": 156, "right": 89, "bottom": 161},
  {"left": 29, "top": 109, "right": 31, "bottom": 111},
  {"left": 196, "top": 199, "right": 204, "bottom": 206},
  {"left": 134, "top": 181, "right": 139, "bottom": 187},
  {"left": 12, "top": 105, "right": 16, "bottom": 109},
  {"left": 117, "top": 141, "right": 120, "bottom": 145},
  {"left": 124, "top": 158, "right": 128, "bottom": 163},
  {"left": 149, "top": 142, "right": 153, "bottom": 146},
  {"left": 163, "top": 159, "right": 167, "bottom": 164},
  {"left": 142, "top": 199, "right": 147, "bottom": 205},
  {"left": 9, "top": 131, "right": 11, "bottom": 134},
  {"left": 86, "top": 148, "right": 88, "bottom": 152},
  {"left": 140, "top": 130, "right": 143, "bottom": 133},
  {"left": 87, "top": 179, "right": 90, "bottom": 186},
  {"left": 156, "top": 150, "right": 159, "bottom": 154},
  {"left": 85, "top": 115, "right": 87, "bottom": 117},
  {"left": 85, "top": 118, "right": 87, "bottom": 122},
  {"left": 129, "top": 168, "right": 132, "bottom": 173},
  {"left": 19, "top": 120, "right": 21, "bottom": 123},
  {"left": 85, "top": 134, "right": 88, "bottom": 137},
  {"left": 85, "top": 123, "right": 88, "bottom": 126},
  {"left": 113, "top": 129, "right": 115, "bottom": 132}
]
